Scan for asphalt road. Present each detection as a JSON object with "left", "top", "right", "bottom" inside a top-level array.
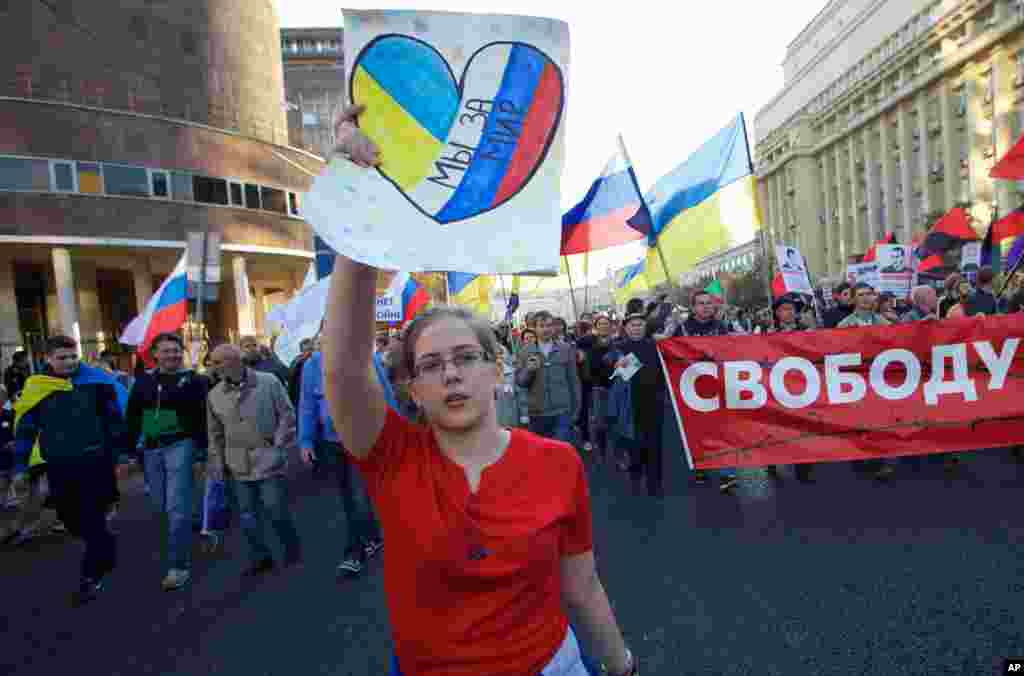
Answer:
[{"left": 2, "top": 432, "right": 1023, "bottom": 676}]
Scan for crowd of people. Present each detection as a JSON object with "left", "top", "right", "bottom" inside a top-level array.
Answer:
[
  {"left": 4, "top": 102, "right": 1024, "bottom": 676},
  {"left": 0, "top": 330, "right": 386, "bottom": 607}
]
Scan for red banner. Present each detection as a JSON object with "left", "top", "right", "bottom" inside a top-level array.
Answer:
[{"left": 657, "top": 316, "right": 1024, "bottom": 469}]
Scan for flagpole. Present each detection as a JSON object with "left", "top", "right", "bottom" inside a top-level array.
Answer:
[
  {"left": 443, "top": 272, "right": 451, "bottom": 306},
  {"left": 617, "top": 133, "right": 677, "bottom": 290},
  {"left": 564, "top": 256, "right": 580, "bottom": 322}
]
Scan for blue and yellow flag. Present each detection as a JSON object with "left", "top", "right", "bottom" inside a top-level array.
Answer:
[
  {"left": 447, "top": 273, "right": 495, "bottom": 317},
  {"left": 633, "top": 114, "right": 761, "bottom": 285}
]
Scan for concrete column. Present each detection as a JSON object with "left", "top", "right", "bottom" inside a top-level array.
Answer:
[
  {"left": 253, "top": 285, "right": 267, "bottom": 335},
  {"left": 821, "top": 155, "right": 836, "bottom": 276},
  {"left": 0, "top": 256, "right": 23, "bottom": 367},
  {"left": 965, "top": 62, "right": 992, "bottom": 228},
  {"left": 864, "top": 128, "right": 882, "bottom": 242},
  {"left": 879, "top": 117, "right": 900, "bottom": 237},
  {"left": 133, "top": 260, "right": 154, "bottom": 314},
  {"left": 897, "top": 105, "right": 916, "bottom": 242},
  {"left": 939, "top": 81, "right": 961, "bottom": 211},
  {"left": 915, "top": 98, "right": 932, "bottom": 238},
  {"left": 233, "top": 256, "right": 255, "bottom": 337},
  {"left": 992, "top": 47, "right": 1015, "bottom": 218},
  {"left": 51, "top": 248, "right": 81, "bottom": 352},
  {"left": 848, "top": 136, "right": 864, "bottom": 255},
  {"left": 835, "top": 148, "right": 850, "bottom": 264}
]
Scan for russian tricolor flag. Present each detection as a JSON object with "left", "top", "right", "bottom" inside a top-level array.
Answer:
[
  {"left": 401, "top": 274, "right": 430, "bottom": 325},
  {"left": 119, "top": 254, "right": 188, "bottom": 365},
  {"left": 561, "top": 136, "right": 651, "bottom": 255}
]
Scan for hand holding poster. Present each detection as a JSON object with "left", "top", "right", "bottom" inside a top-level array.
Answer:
[
  {"left": 876, "top": 244, "right": 913, "bottom": 298},
  {"left": 303, "top": 9, "right": 570, "bottom": 274},
  {"left": 658, "top": 315, "right": 1024, "bottom": 469},
  {"left": 775, "top": 245, "right": 813, "bottom": 294}
]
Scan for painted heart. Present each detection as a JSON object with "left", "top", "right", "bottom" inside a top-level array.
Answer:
[{"left": 350, "top": 34, "right": 564, "bottom": 224}]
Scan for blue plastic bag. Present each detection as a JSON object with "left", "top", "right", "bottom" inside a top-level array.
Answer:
[{"left": 202, "top": 478, "right": 228, "bottom": 533}]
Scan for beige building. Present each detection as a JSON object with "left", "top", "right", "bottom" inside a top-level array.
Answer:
[
  {"left": 755, "top": 0, "right": 1024, "bottom": 280},
  {"left": 0, "top": 1, "right": 323, "bottom": 369}
]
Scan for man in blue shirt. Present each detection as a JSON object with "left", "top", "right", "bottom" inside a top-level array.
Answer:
[{"left": 299, "top": 350, "right": 383, "bottom": 578}]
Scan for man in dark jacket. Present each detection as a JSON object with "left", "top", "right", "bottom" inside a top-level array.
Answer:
[
  {"left": 965, "top": 267, "right": 999, "bottom": 316},
  {"left": 822, "top": 282, "right": 854, "bottom": 328},
  {"left": 675, "top": 291, "right": 739, "bottom": 492},
  {"left": 13, "top": 335, "right": 129, "bottom": 606},
  {"left": 608, "top": 312, "right": 668, "bottom": 497},
  {"left": 125, "top": 332, "right": 210, "bottom": 592}
]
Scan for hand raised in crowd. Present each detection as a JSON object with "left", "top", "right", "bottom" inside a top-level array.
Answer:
[{"left": 333, "top": 104, "right": 381, "bottom": 168}]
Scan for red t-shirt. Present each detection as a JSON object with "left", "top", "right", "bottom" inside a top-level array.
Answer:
[{"left": 349, "top": 409, "right": 594, "bottom": 676}]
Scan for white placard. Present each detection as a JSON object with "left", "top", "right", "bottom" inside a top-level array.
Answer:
[
  {"left": 304, "top": 10, "right": 570, "bottom": 274},
  {"left": 845, "top": 262, "right": 881, "bottom": 290},
  {"left": 876, "top": 245, "right": 913, "bottom": 298},
  {"left": 775, "top": 245, "right": 813, "bottom": 294},
  {"left": 960, "top": 241, "right": 982, "bottom": 272}
]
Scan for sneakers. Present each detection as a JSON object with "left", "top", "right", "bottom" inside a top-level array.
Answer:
[
  {"left": 243, "top": 557, "right": 275, "bottom": 578},
  {"left": 719, "top": 476, "right": 738, "bottom": 493},
  {"left": 161, "top": 568, "right": 191, "bottom": 591},
  {"left": 337, "top": 548, "right": 366, "bottom": 578},
  {"left": 283, "top": 546, "right": 303, "bottom": 568},
  {"left": 72, "top": 577, "right": 104, "bottom": 607},
  {"left": 363, "top": 537, "right": 384, "bottom": 560},
  {"left": 50, "top": 521, "right": 67, "bottom": 535},
  {"left": 873, "top": 464, "right": 896, "bottom": 482}
]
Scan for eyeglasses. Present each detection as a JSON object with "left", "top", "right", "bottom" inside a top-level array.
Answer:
[{"left": 413, "top": 350, "right": 491, "bottom": 382}]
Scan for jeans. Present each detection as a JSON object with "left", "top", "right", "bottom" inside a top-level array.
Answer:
[
  {"left": 144, "top": 439, "right": 194, "bottom": 570},
  {"left": 236, "top": 476, "right": 301, "bottom": 563},
  {"left": 588, "top": 387, "right": 609, "bottom": 453},
  {"left": 529, "top": 414, "right": 574, "bottom": 444},
  {"left": 47, "top": 458, "right": 117, "bottom": 581},
  {"left": 319, "top": 441, "right": 380, "bottom": 551}
]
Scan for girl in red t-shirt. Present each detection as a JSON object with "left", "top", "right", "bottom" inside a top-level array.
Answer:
[{"left": 319, "top": 106, "right": 637, "bottom": 676}]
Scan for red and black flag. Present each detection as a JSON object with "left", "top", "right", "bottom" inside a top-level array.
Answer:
[{"left": 921, "top": 207, "right": 978, "bottom": 254}]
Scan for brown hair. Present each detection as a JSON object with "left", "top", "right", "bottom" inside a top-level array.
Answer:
[
  {"left": 943, "top": 272, "right": 963, "bottom": 293},
  {"left": 45, "top": 335, "right": 77, "bottom": 354},
  {"left": 389, "top": 306, "right": 499, "bottom": 384}
]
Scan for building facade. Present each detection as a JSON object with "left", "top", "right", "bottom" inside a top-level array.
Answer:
[
  {"left": 0, "top": 0, "right": 323, "bottom": 367},
  {"left": 680, "top": 239, "right": 761, "bottom": 286},
  {"left": 282, "top": 27, "right": 345, "bottom": 159},
  {"left": 755, "top": 0, "right": 1024, "bottom": 280}
]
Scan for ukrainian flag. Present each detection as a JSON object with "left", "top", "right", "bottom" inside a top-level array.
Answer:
[
  {"left": 612, "top": 259, "right": 653, "bottom": 305},
  {"left": 447, "top": 273, "right": 496, "bottom": 317},
  {"left": 635, "top": 114, "right": 761, "bottom": 285}
]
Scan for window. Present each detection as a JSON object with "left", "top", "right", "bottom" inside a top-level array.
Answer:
[
  {"left": 288, "top": 192, "right": 299, "bottom": 216},
  {"left": 244, "top": 183, "right": 261, "bottom": 209},
  {"left": 0, "top": 157, "right": 49, "bottom": 191},
  {"left": 103, "top": 163, "right": 150, "bottom": 197},
  {"left": 229, "top": 181, "right": 243, "bottom": 206},
  {"left": 260, "top": 186, "right": 287, "bottom": 213},
  {"left": 302, "top": 112, "right": 319, "bottom": 127},
  {"left": 50, "top": 160, "right": 75, "bottom": 192},
  {"left": 150, "top": 169, "right": 169, "bottom": 198},
  {"left": 193, "top": 175, "right": 228, "bottom": 205},
  {"left": 77, "top": 162, "right": 103, "bottom": 194},
  {"left": 171, "top": 172, "right": 193, "bottom": 201}
]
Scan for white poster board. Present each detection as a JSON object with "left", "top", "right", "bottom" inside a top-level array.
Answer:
[
  {"left": 845, "top": 262, "right": 881, "bottom": 290},
  {"left": 304, "top": 10, "right": 570, "bottom": 274},
  {"left": 775, "top": 245, "right": 813, "bottom": 294},
  {"left": 960, "top": 242, "right": 982, "bottom": 272},
  {"left": 876, "top": 244, "right": 913, "bottom": 298},
  {"left": 267, "top": 273, "right": 411, "bottom": 365}
]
